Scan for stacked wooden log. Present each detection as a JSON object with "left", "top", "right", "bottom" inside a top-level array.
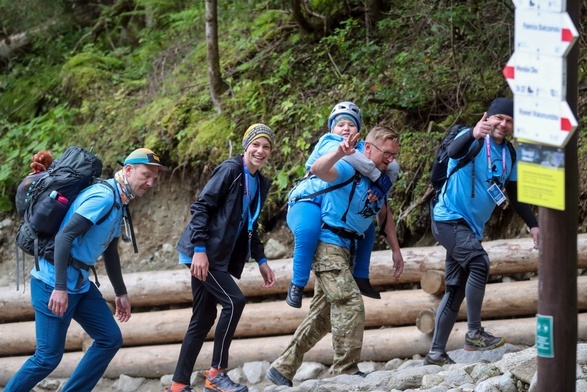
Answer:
[{"left": 1, "top": 235, "right": 587, "bottom": 385}]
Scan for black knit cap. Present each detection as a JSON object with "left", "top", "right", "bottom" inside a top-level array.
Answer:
[{"left": 487, "top": 97, "right": 514, "bottom": 119}]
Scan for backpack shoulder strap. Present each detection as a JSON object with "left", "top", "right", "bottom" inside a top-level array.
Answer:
[
  {"left": 290, "top": 171, "right": 357, "bottom": 203},
  {"left": 340, "top": 171, "right": 362, "bottom": 223},
  {"left": 124, "top": 205, "right": 138, "bottom": 253},
  {"left": 506, "top": 141, "right": 517, "bottom": 165},
  {"left": 444, "top": 137, "right": 484, "bottom": 198},
  {"left": 94, "top": 180, "right": 121, "bottom": 225},
  {"left": 505, "top": 140, "right": 517, "bottom": 182},
  {"left": 449, "top": 137, "right": 484, "bottom": 175}
]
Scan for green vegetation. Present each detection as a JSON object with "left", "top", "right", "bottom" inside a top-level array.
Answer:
[{"left": 0, "top": 0, "right": 585, "bottom": 243}]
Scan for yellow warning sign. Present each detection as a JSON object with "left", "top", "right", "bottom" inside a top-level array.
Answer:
[{"left": 517, "top": 141, "right": 565, "bottom": 211}]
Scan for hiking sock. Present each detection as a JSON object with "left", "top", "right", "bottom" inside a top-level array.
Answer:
[
  {"left": 170, "top": 382, "right": 188, "bottom": 392},
  {"left": 208, "top": 368, "right": 224, "bottom": 379}
]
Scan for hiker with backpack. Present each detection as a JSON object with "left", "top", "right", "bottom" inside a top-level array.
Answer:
[
  {"left": 267, "top": 125, "right": 403, "bottom": 387},
  {"left": 285, "top": 101, "right": 403, "bottom": 309},
  {"left": 6, "top": 148, "right": 167, "bottom": 392},
  {"left": 168, "top": 124, "right": 276, "bottom": 392},
  {"left": 424, "top": 98, "right": 540, "bottom": 366}
]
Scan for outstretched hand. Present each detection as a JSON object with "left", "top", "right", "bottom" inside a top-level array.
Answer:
[
  {"left": 473, "top": 112, "right": 491, "bottom": 139},
  {"left": 337, "top": 133, "right": 360, "bottom": 156}
]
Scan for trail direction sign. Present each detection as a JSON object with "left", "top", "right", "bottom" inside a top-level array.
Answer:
[
  {"left": 514, "top": 96, "right": 577, "bottom": 147},
  {"left": 512, "top": 0, "right": 566, "bottom": 13},
  {"left": 515, "top": 10, "right": 578, "bottom": 56},
  {"left": 503, "top": 52, "right": 566, "bottom": 100}
]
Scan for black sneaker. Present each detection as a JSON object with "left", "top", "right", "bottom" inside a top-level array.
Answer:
[
  {"left": 423, "top": 352, "right": 456, "bottom": 366},
  {"left": 353, "top": 277, "right": 381, "bottom": 299},
  {"left": 286, "top": 283, "right": 304, "bottom": 308},
  {"left": 266, "top": 367, "right": 293, "bottom": 387},
  {"left": 204, "top": 371, "right": 248, "bottom": 392},
  {"left": 464, "top": 327, "right": 505, "bottom": 351}
]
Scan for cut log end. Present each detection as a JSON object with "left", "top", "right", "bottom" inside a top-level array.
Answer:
[
  {"left": 416, "top": 308, "right": 436, "bottom": 335},
  {"left": 420, "top": 270, "right": 445, "bottom": 296}
]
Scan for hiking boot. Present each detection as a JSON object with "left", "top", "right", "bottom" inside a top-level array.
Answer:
[
  {"left": 423, "top": 352, "right": 456, "bottom": 366},
  {"left": 286, "top": 283, "right": 304, "bottom": 308},
  {"left": 204, "top": 371, "right": 248, "bottom": 392},
  {"left": 354, "top": 277, "right": 381, "bottom": 299},
  {"left": 464, "top": 327, "right": 506, "bottom": 351},
  {"left": 164, "top": 385, "right": 194, "bottom": 392},
  {"left": 266, "top": 367, "right": 293, "bottom": 387}
]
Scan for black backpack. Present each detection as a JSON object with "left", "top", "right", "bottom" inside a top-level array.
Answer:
[
  {"left": 15, "top": 146, "right": 118, "bottom": 289},
  {"left": 430, "top": 124, "right": 517, "bottom": 200}
]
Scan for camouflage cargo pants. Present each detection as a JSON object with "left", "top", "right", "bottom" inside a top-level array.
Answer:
[{"left": 272, "top": 242, "right": 365, "bottom": 379}]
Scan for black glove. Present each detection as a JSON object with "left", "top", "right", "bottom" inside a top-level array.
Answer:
[{"left": 369, "top": 173, "right": 392, "bottom": 200}]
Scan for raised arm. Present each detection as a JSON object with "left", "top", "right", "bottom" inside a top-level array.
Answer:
[
  {"left": 311, "top": 134, "right": 359, "bottom": 182},
  {"left": 343, "top": 151, "right": 381, "bottom": 181}
]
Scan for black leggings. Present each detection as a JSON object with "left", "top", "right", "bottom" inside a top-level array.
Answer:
[
  {"left": 430, "top": 219, "right": 490, "bottom": 353},
  {"left": 172, "top": 269, "right": 246, "bottom": 384}
]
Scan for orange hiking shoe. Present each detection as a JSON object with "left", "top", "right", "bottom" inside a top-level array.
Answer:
[{"left": 204, "top": 370, "right": 248, "bottom": 392}]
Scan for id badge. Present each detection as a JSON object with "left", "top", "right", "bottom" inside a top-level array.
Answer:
[{"left": 487, "top": 183, "right": 506, "bottom": 206}]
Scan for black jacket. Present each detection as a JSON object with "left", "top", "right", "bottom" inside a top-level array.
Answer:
[{"left": 176, "top": 155, "right": 272, "bottom": 279}]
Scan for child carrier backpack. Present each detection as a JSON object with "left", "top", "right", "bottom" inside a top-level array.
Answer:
[
  {"left": 14, "top": 146, "right": 118, "bottom": 290},
  {"left": 430, "top": 124, "right": 517, "bottom": 205}
]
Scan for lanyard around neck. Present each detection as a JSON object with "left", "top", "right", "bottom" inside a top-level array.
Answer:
[{"left": 485, "top": 136, "right": 506, "bottom": 179}]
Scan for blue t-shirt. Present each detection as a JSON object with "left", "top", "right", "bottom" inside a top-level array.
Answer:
[
  {"left": 238, "top": 171, "right": 259, "bottom": 239},
  {"left": 31, "top": 180, "right": 122, "bottom": 293},
  {"left": 288, "top": 134, "right": 366, "bottom": 205},
  {"left": 433, "top": 131, "right": 517, "bottom": 239},
  {"left": 319, "top": 160, "right": 387, "bottom": 249}
]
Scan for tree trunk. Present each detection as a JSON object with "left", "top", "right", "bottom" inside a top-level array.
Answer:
[
  {"left": 290, "top": 0, "right": 316, "bottom": 34},
  {"left": 206, "top": 0, "right": 228, "bottom": 112},
  {"left": 0, "top": 21, "right": 57, "bottom": 59},
  {"left": 0, "top": 32, "right": 30, "bottom": 59},
  {"left": 366, "top": 0, "right": 384, "bottom": 25}
]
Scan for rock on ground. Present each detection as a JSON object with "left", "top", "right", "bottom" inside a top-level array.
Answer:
[{"left": 3, "top": 344, "right": 587, "bottom": 392}]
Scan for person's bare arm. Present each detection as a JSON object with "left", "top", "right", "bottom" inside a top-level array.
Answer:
[{"left": 377, "top": 206, "right": 404, "bottom": 277}]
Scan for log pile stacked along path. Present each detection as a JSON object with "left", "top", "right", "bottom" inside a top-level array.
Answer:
[{"left": 1, "top": 235, "right": 587, "bottom": 385}]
